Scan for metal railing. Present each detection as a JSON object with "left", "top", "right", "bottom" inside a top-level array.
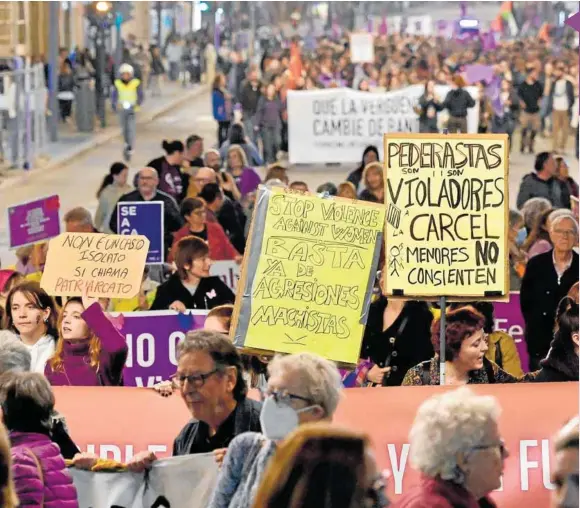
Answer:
[{"left": 0, "top": 63, "right": 47, "bottom": 170}]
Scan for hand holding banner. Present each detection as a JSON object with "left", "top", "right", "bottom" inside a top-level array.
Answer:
[{"left": 41, "top": 233, "right": 150, "bottom": 298}]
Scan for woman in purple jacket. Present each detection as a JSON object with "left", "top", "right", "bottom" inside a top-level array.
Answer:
[
  {"left": 225, "top": 144, "right": 261, "bottom": 199},
  {"left": 44, "top": 292, "right": 128, "bottom": 386},
  {"left": 2, "top": 371, "right": 78, "bottom": 507}
]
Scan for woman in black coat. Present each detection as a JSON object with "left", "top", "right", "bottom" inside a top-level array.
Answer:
[
  {"left": 533, "top": 296, "right": 579, "bottom": 382},
  {"left": 346, "top": 145, "right": 379, "bottom": 192},
  {"left": 150, "top": 236, "right": 234, "bottom": 311},
  {"left": 360, "top": 295, "right": 434, "bottom": 387}
]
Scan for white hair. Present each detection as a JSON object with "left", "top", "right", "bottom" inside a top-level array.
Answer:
[
  {"left": 267, "top": 352, "right": 343, "bottom": 417},
  {"left": 521, "top": 197, "right": 552, "bottom": 229},
  {"left": 549, "top": 210, "right": 579, "bottom": 235},
  {"left": 203, "top": 149, "right": 220, "bottom": 164},
  {"left": 409, "top": 387, "right": 501, "bottom": 482},
  {"left": 0, "top": 333, "right": 31, "bottom": 374}
]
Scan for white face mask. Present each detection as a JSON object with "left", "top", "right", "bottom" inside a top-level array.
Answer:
[{"left": 259, "top": 395, "right": 315, "bottom": 441}]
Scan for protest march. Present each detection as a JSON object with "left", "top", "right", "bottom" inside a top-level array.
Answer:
[{"left": 0, "top": 1, "right": 578, "bottom": 507}]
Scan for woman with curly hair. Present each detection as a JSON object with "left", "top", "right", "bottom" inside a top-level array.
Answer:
[
  {"left": 44, "top": 290, "right": 128, "bottom": 386},
  {"left": 402, "top": 306, "right": 521, "bottom": 386},
  {"left": 392, "top": 387, "right": 507, "bottom": 507}
]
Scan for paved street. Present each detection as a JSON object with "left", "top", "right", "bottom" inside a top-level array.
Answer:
[{"left": 0, "top": 87, "right": 569, "bottom": 267}]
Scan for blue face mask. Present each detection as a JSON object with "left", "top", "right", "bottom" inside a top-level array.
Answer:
[{"left": 516, "top": 227, "right": 527, "bottom": 246}]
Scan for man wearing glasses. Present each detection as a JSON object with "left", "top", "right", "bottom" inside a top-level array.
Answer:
[
  {"left": 521, "top": 215, "right": 579, "bottom": 370},
  {"left": 128, "top": 330, "right": 261, "bottom": 471}
]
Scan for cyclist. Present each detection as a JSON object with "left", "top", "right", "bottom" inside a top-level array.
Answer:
[{"left": 112, "top": 63, "right": 143, "bottom": 162}]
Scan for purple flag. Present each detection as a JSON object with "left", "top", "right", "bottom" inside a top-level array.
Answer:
[
  {"left": 486, "top": 75, "right": 504, "bottom": 117},
  {"left": 465, "top": 64, "right": 495, "bottom": 85}
]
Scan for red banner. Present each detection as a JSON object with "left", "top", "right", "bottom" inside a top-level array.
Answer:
[{"left": 54, "top": 383, "right": 578, "bottom": 506}]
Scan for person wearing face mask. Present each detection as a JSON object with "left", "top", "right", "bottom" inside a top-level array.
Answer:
[
  {"left": 358, "top": 162, "right": 384, "bottom": 204},
  {"left": 208, "top": 352, "right": 343, "bottom": 508},
  {"left": 128, "top": 330, "right": 261, "bottom": 472},
  {"left": 2, "top": 282, "right": 58, "bottom": 373},
  {"left": 150, "top": 236, "right": 234, "bottom": 311},
  {"left": 146, "top": 140, "right": 186, "bottom": 203},
  {"left": 391, "top": 387, "right": 508, "bottom": 508},
  {"left": 530, "top": 297, "right": 579, "bottom": 383},
  {"left": 253, "top": 424, "right": 389, "bottom": 508},
  {"left": 550, "top": 416, "right": 579, "bottom": 508},
  {"left": 44, "top": 290, "right": 128, "bottom": 386},
  {"left": 402, "top": 307, "right": 522, "bottom": 386}
]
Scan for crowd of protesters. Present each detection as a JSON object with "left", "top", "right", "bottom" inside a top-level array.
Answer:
[{"left": 0, "top": 22, "right": 577, "bottom": 508}]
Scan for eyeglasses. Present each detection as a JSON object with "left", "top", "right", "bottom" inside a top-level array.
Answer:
[
  {"left": 171, "top": 368, "right": 220, "bottom": 388},
  {"left": 260, "top": 388, "right": 314, "bottom": 406},
  {"left": 554, "top": 229, "right": 576, "bottom": 237},
  {"left": 470, "top": 440, "right": 508, "bottom": 458}
]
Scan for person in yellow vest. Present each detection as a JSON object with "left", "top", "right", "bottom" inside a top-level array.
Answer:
[{"left": 112, "top": 63, "right": 143, "bottom": 162}]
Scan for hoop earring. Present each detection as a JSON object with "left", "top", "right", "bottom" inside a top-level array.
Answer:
[{"left": 452, "top": 464, "right": 466, "bottom": 485}]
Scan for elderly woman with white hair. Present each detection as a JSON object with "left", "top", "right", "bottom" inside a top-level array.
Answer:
[
  {"left": 208, "top": 352, "right": 343, "bottom": 508},
  {"left": 392, "top": 387, "right": 508, "bottom": 508},
  {"left": 521, "top": 214, "right": 579, "bottom": 370}
]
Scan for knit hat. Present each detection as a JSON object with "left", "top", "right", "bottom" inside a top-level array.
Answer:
[{"left": 0, "top": 269, "right": 18, "bottom": 293}]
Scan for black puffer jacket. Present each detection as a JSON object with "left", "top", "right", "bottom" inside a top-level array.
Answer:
[{"left": 443, "top": 88, "right": 476, "bottom": 118}]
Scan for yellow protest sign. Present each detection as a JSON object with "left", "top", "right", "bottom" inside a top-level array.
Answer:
[
  {"left": 231, "top": 187, "right": 386, "bottom": 366},
  {"left": 41, "top": 233, "right": 150, "bottom": 298},
  {"left": 383, "top": 133, "right": 509, "bottom": 300}
]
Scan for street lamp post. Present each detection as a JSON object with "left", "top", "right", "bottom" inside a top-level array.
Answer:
[{"left": 93, "top": 1, "right": 111, "bottom": 128}]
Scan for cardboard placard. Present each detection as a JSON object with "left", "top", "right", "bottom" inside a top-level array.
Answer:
[
  {"left": 231, "top": 187, "right": 385, "bottom": 366},
  {"left": 383, "top": 133, "right": 509, "bottom": 300},
  {"left": 41, "top": 233, "right": 149, "bottom": 298}
]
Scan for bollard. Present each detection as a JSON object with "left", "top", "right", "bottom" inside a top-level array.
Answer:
[{"left": 75, "top": 81, "right": 96, "bottom": 133}]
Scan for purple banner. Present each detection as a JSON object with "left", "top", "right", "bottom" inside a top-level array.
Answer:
[
  {"left": 116, "top": 311, "right": 207, "bottom": 387},
  {"left": 493, "top": 292, "right": 530, "bottom": 373},
  {"left": 8, "top": 195, "right": 61, "bottom": 249}
]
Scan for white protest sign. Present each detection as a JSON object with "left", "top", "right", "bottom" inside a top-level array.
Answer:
[
  {"left": 70, "top": 453, "right": 219, "bottom": 508},
  {"left": 210, "top": 260, "right": 240, "bottom": 292},
  {"left": 287, "top": 86, "right": 479, "bottom": 164},
  {"left": 350, "top": 33, "right": 375, "bottom": 63}
]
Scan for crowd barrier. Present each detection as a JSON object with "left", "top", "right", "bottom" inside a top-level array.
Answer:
[
  {"left": 55, "top": 382, "right": 578, "bottom": 506},
  {"left": 287, "top": 85, "right": 479, "bottom": 164}
]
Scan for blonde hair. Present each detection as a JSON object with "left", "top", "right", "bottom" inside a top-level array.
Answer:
[
  {"left": 362, "top": 162, "right": 383, "bottom": 189},
  {"left": 0, "top": 423, "right": 17, "bottom": 508},
  {"left": 337, "top": 181, "right": 357, "bottom": 199},
  {"left": 227, "top": 144, "right": 249, "bottom": 169},
  {"left": 253, "top": 424, "right": 370, "bottom": 508}
]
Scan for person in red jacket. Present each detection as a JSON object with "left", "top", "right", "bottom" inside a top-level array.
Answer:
[
  {"left": 169, "top": 197, "right": 241, "bottom": 264},
  {"left": 392, "top": 387, "right": 507, "bottom": 508}
]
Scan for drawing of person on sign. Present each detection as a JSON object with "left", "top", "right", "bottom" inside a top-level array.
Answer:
[{"left": 388, "top": 244, "right": 404, "bottom": 277}]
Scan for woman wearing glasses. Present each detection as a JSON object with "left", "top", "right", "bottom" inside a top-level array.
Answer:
[
  {"left": 391, "top": 387, "right": 508, "bottom": 507},
  {"left": 168, "top": 197, "right": 240, "bottom": 264},
  {"left": 208, "top": 352, "right": 343, "bottom": 508}
]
